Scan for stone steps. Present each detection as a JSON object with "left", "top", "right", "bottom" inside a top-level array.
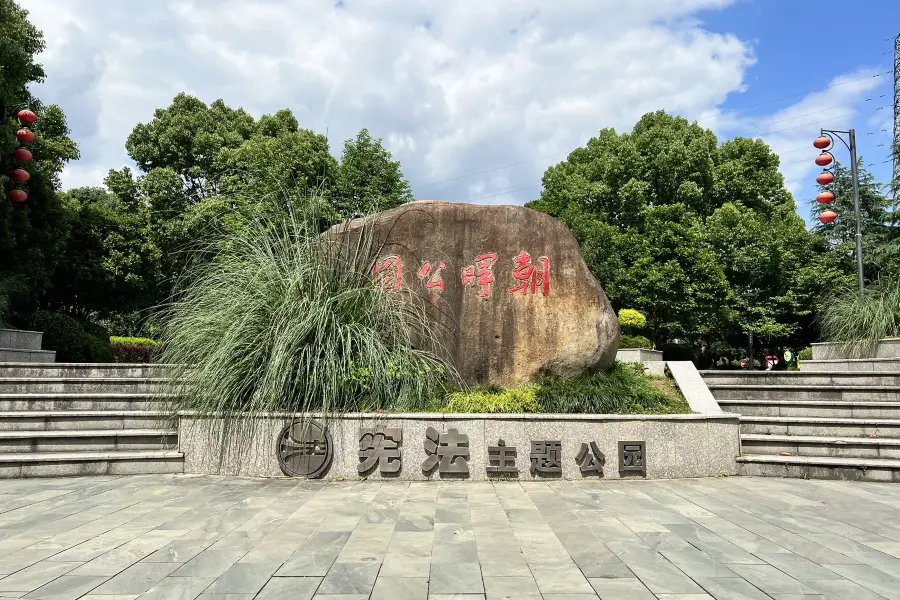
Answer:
[
  {"left": 741, "top": 433, "right": 900, "bottom": 460},
  {"left": 718, "top": 399, "right": 900, "bottom": 419},
  {"left": 700, "top": 371, "right": 900, "bottom": 386},
  {"left": 740, "top": 415, "right": 900, "bottom": 437},
  {"left": 0, "top": 393, "right": 167, "bottom": 411},
  {"left": 0, "top": 363, "right": 166, "bottom": 378},
  {"left": 0, "top": 410, "right": 174, "bottom": 432},
  {"left": 0, "top": 450, "right": 184, "bottom": 477},
  {"left": 0, "top": 329, "right": 56, "bottom": 363},
  {"left": 737, "top": 454, "right": 900, "bottom": 482},
  {"left": 0, "top": 429, "right": 177, "bottom": 452},
  {"left": 0, "top": 377, "right": 166, "bottom": 394},
  {"left": 708, "top": 384, "right": 900, "bottom": 402},
  {"left": 802, "top": 358, "right": 900, "bottom": 372}
]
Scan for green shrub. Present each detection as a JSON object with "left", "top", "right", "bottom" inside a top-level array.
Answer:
[
  {"left": 110, "top": 337, "right": 161, "bottom": 363},
  {"left": 797, "top": 347, "right": 813, "bottom": 361},
  {"left": 159, "top": 203, "right": 455, "bottom": 418},
  {"left": 26, "top": 311, "right": 113, "bottom": 362},
  {"left": 818, "top": 277, "right": 900, "bottom": 356},
  {"left": 442, "top": 386, "right": 541, "bottom": 413},
  {"left": 619, "top": 334, "right": 653, "bottom": 349},
  {"left": 618, "top": 308, "right": 646, "bottom": 333},
  {"left": 535, "top": 363, "right": 690, "bottom": 414}
]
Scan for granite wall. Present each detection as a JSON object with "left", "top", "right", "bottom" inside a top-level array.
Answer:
[{"left": 180, "top": 412, "right": 740, "bottom": 481}]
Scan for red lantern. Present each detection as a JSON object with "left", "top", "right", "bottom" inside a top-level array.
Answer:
[
  {"left": 816, "top": 171, "right": 834, "bottom": 185},
  {"left": 815, "top": 153, "right": 833, "bottom": 167},
  {"left": 17, "top": 109, "right": 37, "bottom": 124},
  {"left": 819, "top": 210, "right": 837, "bottom": 224},
  {"left": 813, "top": 136, "right": 831, "bottom": 149},
  {"left": 10, "top": 169, "right": 30, "bottom": 183},
  {"left": 16, "top": 128, "right": 35, "bottom": 143},
  {"left": 13, "top": 148, "right": 32, "bottom": 162},
  {"left": 7, "top": 189, "right": 27, "bottom": 203},
  {"left": 816, "top": 191, "right": 834, "bottom": 204}
]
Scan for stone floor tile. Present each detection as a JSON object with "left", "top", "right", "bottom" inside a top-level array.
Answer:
[
  {"left": 170, "top": 549, "right": 246, "bottom": 579},
  {"left": 478, "top": 560, "right": 532, "bottom": 577},
  {"left": 727, "top": 565, "right": 821, "bottom": 596},
  {"left": 587, "top": 578, "right": 656, "bottom": 600},
  {"left": 203, "top": 562, "right": 280, "bottom": 595},
  {"left": 805, "top": 577, "right": 893, "bottom": 600},
  {"left": 768, "top": 595, "right": 825, "bottom": 600},
  {"left": 693, "top": 577, "right": 776, "bottom": 600},
  {"left": 379, "top": 554, "right": 431, "bottom": 577},
  {"left": 138, "top": 576, "right": 216, "bottom": 600},
  {"left": 21, "top": 575, "right": 107, "bottom": 600},
  {"left": 821, "top": 564, "right": 900, "bottom": 600},
  {"left": 255, "top": 576, "right": 322, "bottom": 600},
  {"left": 429, "top": 563, "right": 484, "bottom": 594},
  {"left": 482, "top": 575, "right": 541, "bottom": 599},
  {"left": 428, "top": 596, "right": 486, "bottom": 600},
  {"left": 89, "top": 562, "right": 182, "bottom": 596},
  {"left": 0, "top": 562, "right": 83, "bottom": 593},
  {"left": 541, "top": 595, "right": 600, "bottom": 600},
  {"left": 755, "top": 553, "right": 842, "bottom": 581},
  {"left": 529, "top": 562, "right": 594, "bottom": 595},
  {"left": 316, "top": 563, "right": 379, "bottom": 595},
  {"left": 659, "top": 549, "right": 737, "bottom": 579},
  {"left": 656, "top": 596, "right": 716, "bottom": 600},
  {"left": 370, "top": 577, "right": 428, "bottom": 600}
]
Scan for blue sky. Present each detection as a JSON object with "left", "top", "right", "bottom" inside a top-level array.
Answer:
[
  {"left": 24, "top": 0, "right": 900, "bottom": 226},
  {"left": 702, "top": 0, "right": 897, "bottom": 219}
]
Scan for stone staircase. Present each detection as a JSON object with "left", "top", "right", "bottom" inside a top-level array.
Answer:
[
  {"left": 0, "top": 328, "right": 56, "bottom": 363},
  {"left": 701, "top": 370, "right": 900, "bottom": 482},
  {"left": 0, "top": 363, "right": 183, "bottom": 477}
]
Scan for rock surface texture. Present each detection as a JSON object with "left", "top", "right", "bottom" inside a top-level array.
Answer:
[{"left": 334, "top": 201, "right": 619, "bottom": 386}]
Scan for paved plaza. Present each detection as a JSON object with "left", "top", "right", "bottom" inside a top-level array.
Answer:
[{"left": 0, "top": 476, "right": 899, "bottom": 599}]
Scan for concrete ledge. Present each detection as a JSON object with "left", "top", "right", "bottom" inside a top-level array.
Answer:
[
  {"left": 179, "top": 412, "right": 740, "bottom": 481},
  {"left": 0, "top": 329, "right": 43, "bottom": 351},
  {"left": 666, "top": 361, "right": 722, "bottom": 413},
  {"left": 812, "top": 338, "right": 900, "bottom": 360},
  {"left": 801, "top": 358, "right": 900, "bottom": 372},
  {"left": 0, "top": 349, "right": 56, "bottom": 363},
  {"left": 616, "top": 349, "right": 664, "bottom": 376}
]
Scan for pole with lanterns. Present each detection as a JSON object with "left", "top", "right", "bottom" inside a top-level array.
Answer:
[
  {"left": 1, "top": 105, "right": 38, "bottom": 205},
  {"left": 813, "top": 129, "right": 864, "bottom": 295}
]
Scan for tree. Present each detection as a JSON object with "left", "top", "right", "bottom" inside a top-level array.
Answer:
[
  {"left": 529, "top": 109, "right": 822, "bottom": 360},
  {"left": 334, "top": 128, "right": 413, "bottom": 217}
]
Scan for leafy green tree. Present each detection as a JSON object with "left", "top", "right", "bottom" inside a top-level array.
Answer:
[{"left": 334, "top": 128, "right": 413, "bottom": 217}]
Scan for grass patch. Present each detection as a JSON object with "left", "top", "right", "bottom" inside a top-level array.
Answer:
[
  {"left": 430, "top": 363, "right": 691, "bottom": 415},
  {"left": 818, "top": 276, "right": 900, "bottom": 357}
]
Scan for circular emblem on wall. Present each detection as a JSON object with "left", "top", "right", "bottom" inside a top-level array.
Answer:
[{"left": 276, "top": 420, "right": 333, "bottom": 478}]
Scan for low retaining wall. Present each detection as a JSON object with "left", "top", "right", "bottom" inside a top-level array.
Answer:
[
  {"left": 616, "top": 349, "right": 664, "bottom": 376},
  {"left": 180, "top": 412, "right": 740, "bottom": 482},
  {"left": 811, "top": 338, "right": 900, "bottom": 360}
]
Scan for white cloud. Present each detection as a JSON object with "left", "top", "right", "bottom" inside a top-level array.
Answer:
[{"left": 26, "top": 0, "right": 763, "bottom": 205}]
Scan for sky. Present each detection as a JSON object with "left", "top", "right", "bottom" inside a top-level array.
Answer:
[{"left": 23, "top": 0, "right": 900, "bottom": 224}]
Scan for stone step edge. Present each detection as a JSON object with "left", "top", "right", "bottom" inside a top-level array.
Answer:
[
  {"left": 737, "top": 453, "right": 900, "bottom": 469},
  {"left": 700, "top": 370, "right": 900, "bottom": 376},
  {"left": 0, "top": 393, "right": 171, "bottom": 399},
  {"left": 718, "top": 400, "right": 900, "bottom": 407},
  {"left": 803, "top": 358, "right": 900, "bottom": 364},
  {"left": 0, "top": 377, "right": 169, "bottom": 383},
  {"left": 0, "top": 450, "right": 184, "bottom": 463},
  {"left": 0, "top": 362, "right": 174, "bottom": 367},
  {"left": 0, "top": 410, "right": 172, "bottom": 418},
  {"left": 708, "top": 384, "right": 900, "bottom": 391},
  {"left": 740, "top": 433, "right": 900, "bottom": 446},
  {"left": 0, "top": 349, "right": 56, "bottom": 355},
  {"left": 741, "top": 415, "right": 900, "bottom": 425},
  {"left": 0, "top": 429, "right": 177, "bottom": 439}
]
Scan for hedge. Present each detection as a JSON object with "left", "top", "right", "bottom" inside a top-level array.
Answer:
[{"left": 109, "top": 336, "right": 161, "bottom": 363}]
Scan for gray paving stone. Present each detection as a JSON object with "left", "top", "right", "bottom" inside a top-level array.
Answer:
[
  {"left": 483, "top": 575, "right": 541, "bottom": 599},
  {"left": 21, "top": 575, "right": 107, "bottom": 600},
  {"left": 315, "top": 563, "right": 379, "bottom": 595},
  {"left": 694, "top": 577, "right": 782, "bottom": 600},
  {"left": 588, "top": 578, "right": 655, "bottom": 600},
  {"left": 370, "top": 577, "right": 428, "bottom": 600},
  {"left": 0, "top": 562, "right": 83, "bottom": 592},
  {"left": 429, "top": 563, "right": 484, "bottom": 594},
  {"left": 804, "top": 577, "right": 894, "bottom": 600},
  {"left": 659, "top": 549, "right": 738, "bottom": 579},
  {"left": 88, "top": 562, "right": 179, "bottom": 595},
  {"left": 255, "top": 576, "right": 321, "bottom": 600},
  {"left": 203, "top": 562, "right": 280, "bottom": 595},
  {"left": 727, "top": 565, "right": 821, "bottom": 596},
  {"left": 821, "top": 564, "right": 900, "bottom": 600}
]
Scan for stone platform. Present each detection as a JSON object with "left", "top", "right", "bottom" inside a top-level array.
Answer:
[{"left": 0, "top": 475, "right": 899, "bottom": 599}]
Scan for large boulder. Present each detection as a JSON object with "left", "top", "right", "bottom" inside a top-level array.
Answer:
[{"left": 334, "top": 201, "right": 619, "bottom": 386}]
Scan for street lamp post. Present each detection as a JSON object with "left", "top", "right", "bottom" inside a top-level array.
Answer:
[{"left": 813, "top": 129, "right": 864, "bottom": 295}]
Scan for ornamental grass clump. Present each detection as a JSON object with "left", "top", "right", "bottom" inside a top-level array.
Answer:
[
  {"left": 818, "top": 276, "right": 900, "bottom": 357},
  {"left": 159, "top": 203, "right": 456, "bottom": 423}
]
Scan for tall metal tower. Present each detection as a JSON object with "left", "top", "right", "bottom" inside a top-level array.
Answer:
[{"left": 893, "top": 33, "right": 900, "bottom": 198}]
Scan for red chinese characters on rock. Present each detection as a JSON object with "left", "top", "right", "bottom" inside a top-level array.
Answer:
[
  {"left": 508, "top": 251, "right": 550, "bottom": 296},
  {"left": 373, "top": 255, "right": 403, "bottom": 290},
  {"left": 418, "top": 261, "right": 447, "bottom": 291},
  {"left": 461, "top": 253, "right": 498, "bottom": 298}
]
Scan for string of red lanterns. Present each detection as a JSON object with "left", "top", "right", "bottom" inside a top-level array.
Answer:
[
  {"left": 6, "top": 108, "right": 37, "bottom": 204},
  {"left": 813, "top": 135, "right": 837, "bottom": 224}
]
